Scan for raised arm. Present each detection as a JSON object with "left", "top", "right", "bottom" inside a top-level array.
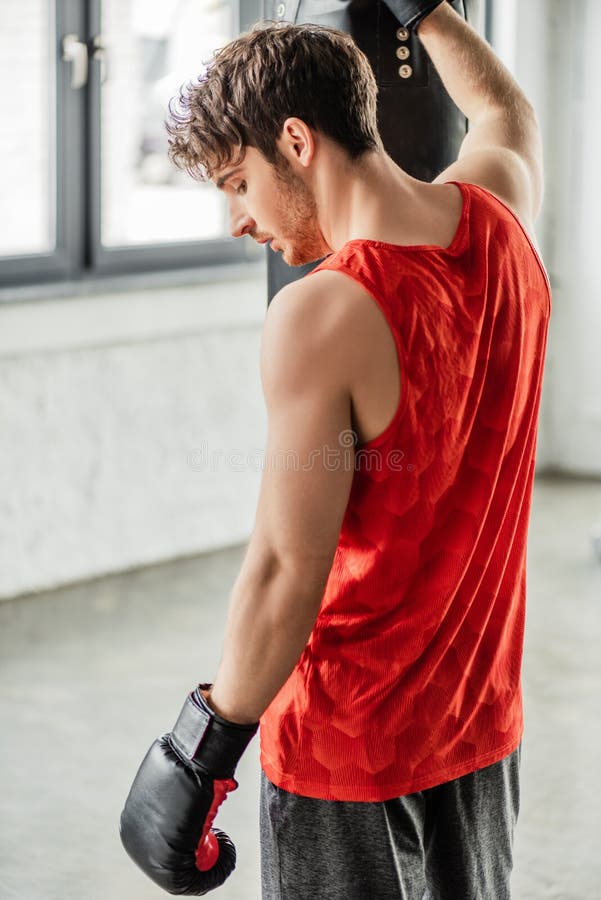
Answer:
[{"left": 418, "top": 2, "right": 543, "bottom": 226}]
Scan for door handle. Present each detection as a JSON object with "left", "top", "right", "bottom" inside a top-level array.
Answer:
[
  {"left": 91, "top": 36, "right": 108, "bottom": 84},
  {"left": 62, "top": 34, "right": 88, "bottom": 89}
]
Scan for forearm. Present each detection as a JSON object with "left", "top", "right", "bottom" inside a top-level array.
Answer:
[
  {"left": 418, "top": 3, "right": 534, "bottom": 126},
  {"left": 207, "top": 557, "right": 325, "bottom": 724}
]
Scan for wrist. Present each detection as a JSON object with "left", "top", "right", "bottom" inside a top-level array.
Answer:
[
  {"left": 169, "top": 684, "right": 258, "bottom": 779},
  {"left": 384, "top": 0, "right": 446, "bottom": 31},
  {"left": 415, "top": 0, "right": 451, "bottom": 35},
  {"left": 205, "top": 686, "right": 262, "bottom": 727}
]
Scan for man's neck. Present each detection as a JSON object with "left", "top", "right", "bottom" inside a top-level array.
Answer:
[{"left": 315, "top": 150, "right": 456, "bottom": 252}]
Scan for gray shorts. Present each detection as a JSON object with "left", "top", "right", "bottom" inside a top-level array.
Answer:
[{"left": 260, "top": 745, "right": 521, "bottom": 900}]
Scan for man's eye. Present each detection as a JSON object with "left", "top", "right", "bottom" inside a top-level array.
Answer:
[{"left": 236, "top": 181, "right": 247, "bottom": 195}]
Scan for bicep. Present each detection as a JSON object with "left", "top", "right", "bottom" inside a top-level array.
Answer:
[{"left": 248, "top": 284, "right": 355, "bottom": 593}]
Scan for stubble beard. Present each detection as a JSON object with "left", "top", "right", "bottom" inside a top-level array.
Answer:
[{"left": 273, "top": 160, "right": 328, "bottom": 267}]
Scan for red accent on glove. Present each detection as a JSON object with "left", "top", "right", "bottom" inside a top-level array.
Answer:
[{"left": 195, "top": 777, "right": 237, "bottom": 872}]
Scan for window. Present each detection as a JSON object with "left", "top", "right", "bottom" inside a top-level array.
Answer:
[
  {"left": 0, "top": 0, "right": 263, "bottom": 289},
  {"left": 0, "top": 0, "right": 55, "bottom": 258}
]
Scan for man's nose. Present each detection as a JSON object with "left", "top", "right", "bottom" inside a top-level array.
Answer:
[{"left": 229, "top": 200, "right": 255, "bottom": 239}]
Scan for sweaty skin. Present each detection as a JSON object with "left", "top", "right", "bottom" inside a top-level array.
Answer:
[{"left": 206, "top": 2, "right": 543, "bottom": 725}]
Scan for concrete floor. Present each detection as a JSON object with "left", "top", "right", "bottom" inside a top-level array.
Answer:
[{"left": 1, "top": 474, "right": 600, "bottom": 900}]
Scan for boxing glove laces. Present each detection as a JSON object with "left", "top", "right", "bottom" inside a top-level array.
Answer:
[{"left": 119, "top": 684, "right": 258, "bottom": 895}]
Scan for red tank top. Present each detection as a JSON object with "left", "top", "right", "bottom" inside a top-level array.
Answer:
[{"left": 260, "top": 182, "right": 552, "bottom": 801}]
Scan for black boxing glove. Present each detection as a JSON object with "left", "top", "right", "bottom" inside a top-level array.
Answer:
[
  {"left": 119, "top": 684, "right": 258, "bottom": 896},
  {"left": 382, "top": 0, "right": 445, "bottom": 30}
]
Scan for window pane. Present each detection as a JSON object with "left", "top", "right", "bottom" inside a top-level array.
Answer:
[
  {"left": 0, "top": 0, "right": 54, "bottom": 257},
  {"left": 101, "top": 0, "right": 237, "bottom": 247}
]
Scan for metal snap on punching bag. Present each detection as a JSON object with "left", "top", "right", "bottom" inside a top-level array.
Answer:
[{"left": 262, "top": 0, "right": 480, "bottom": 302}]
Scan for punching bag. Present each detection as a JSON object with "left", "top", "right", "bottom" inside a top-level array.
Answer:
[{"left": 262, "top": 0, "right": 480, "bottom": 302}]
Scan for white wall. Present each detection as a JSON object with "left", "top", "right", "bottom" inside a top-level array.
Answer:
[
  {"left": 541, "top": 0, "right": 601, "bottom": 473},
  {"left": 496, "top": 0, "right": 601, "bottom": 475},
  {"left": 0, "top": 270, "right": 268, "bottom": 600}
]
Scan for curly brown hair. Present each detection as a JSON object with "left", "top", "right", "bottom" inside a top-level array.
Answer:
[{"left": 165, "top": 21, "right": 382, "bottom": 182}]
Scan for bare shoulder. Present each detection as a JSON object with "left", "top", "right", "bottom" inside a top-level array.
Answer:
[
  {"left": 261, "top": 269, "right": 387, "bottom": 394},
  {"left": 269, "top": 268, "right": 389, "bottom": 340},
  {"left": 264, "top": 269, "right": 377, "bottom": 342}
]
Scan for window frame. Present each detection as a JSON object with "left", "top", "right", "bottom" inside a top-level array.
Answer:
[
  {"left": 0, "top": 0, "right": 262, "bottom": 292},
  {"left": 0, "top": 0, "right": 86, "bottom": 287}
]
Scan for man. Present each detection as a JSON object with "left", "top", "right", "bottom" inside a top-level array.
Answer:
[{"left": 120, "top": 3, "right": 550, "bottom": 898}]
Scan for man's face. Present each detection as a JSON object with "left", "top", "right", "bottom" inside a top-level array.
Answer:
[{"left": 213, "top": 146, "right": 329, "bottom": 267}]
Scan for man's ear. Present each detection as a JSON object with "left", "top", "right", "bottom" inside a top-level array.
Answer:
[{"left": 277, "top": 117, "right": 315, "bottom": 170}]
